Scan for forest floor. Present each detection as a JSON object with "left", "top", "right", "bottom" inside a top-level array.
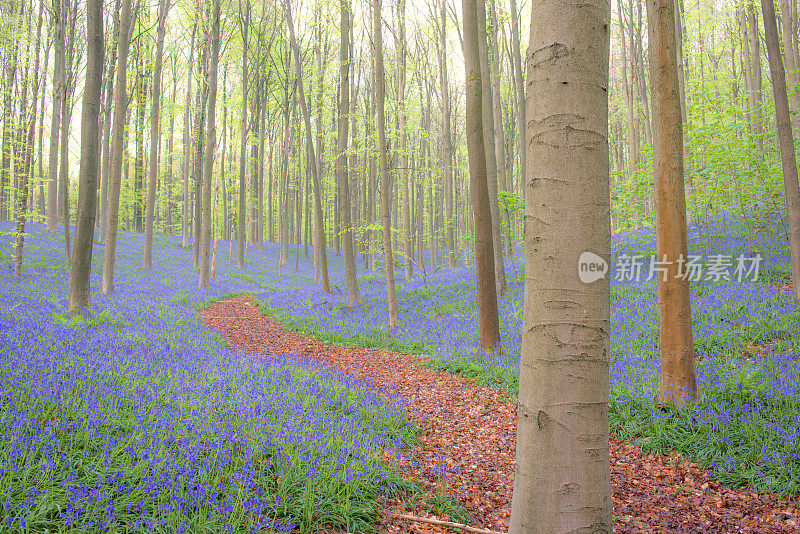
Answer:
[{"left": 202, "top": 296, "right": 799, "bottom": 534}]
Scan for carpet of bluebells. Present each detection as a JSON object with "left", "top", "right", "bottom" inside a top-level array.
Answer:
[
  {"left": 0, "top": 223, "right": 417, "bottom": 533},
  {"left": 261, "top": 211, "right": 800, "bottom": 496},
  {"left": 3, "top": 209, "right": 800, "bottom": 534}
]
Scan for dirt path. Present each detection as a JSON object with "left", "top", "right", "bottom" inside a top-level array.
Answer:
[{"left": 201, "top": 296, "right": 796, "bottom": 533}]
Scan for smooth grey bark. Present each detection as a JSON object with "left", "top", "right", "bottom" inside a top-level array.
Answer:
[{"left": 508, "top": 0, "right": 612, "bottom": 527}]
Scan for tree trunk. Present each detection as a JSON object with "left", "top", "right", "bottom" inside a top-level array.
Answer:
[
  {"left": 67, "top": 0, "right": 102, "bottom": 310},
  {"left": 463, "top": 0, "right": 500, "bottom": 351},
  {"left": 193, "top": 30, "right": 208, "bottom": 269},
  {"left": 439, "top": 0, "right": 456, "bottom": 267},
  {"left": 373, "top": 0, "right": 399, "bottom": 327},
  {"left": 763, "top": 0, "right": 800, "bottom": 299},
  {"left": 508, "top": 0, "right": 612, "bottom": 528},
  {"left": 143, "top": 0, "right": 167, "bottom": 269},
  {"left": 338, "top": 0, "right": 361, "bottom": 304},
  {"left": 477, "top": 0, "right": 507, "bottom": 295},
  {"left": 780, "top": 0, "right": 800, "bottom": 126},
  {"left": 60, "top": 3, "right": 77, "bottom": 259},
  {"left": 199, "top": 0, "right": 220, "bottom": 288},
  {"left": 747, "top": 0, "right": 765, "bottom": 151},
  {"left": 286, "top": 0, "right": 330, "bottom": 293},
  {"left": 237, "top": 0, "right": 249, "bottom": 268},
  {"left": 647, "top": 0, "right": 697, "bottom": 406},
  {"left": 99, "top": 0, "right": 121, "bottom": 243},
  {"left": 102, "top": 0, "right": 132, "bottom": 294},
  {"left": 13, "top": 1, "right": 43, "bottom": 278},
  {"left": 509, "top": 0, "right": 526, "bottom": 194}
]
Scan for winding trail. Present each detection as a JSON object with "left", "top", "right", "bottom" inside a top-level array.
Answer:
[{"left": 201, "top": 296, "right": 796, "bottom": 533}]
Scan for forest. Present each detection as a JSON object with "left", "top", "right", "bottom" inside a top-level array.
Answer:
[{"left": 3, "top": 0, "right": 800, "bottom": 530}]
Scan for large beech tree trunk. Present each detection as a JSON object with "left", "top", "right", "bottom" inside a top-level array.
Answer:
[
  {"left": 762, "top": 0, "right": 800, "bottom": 300},
  {"left": 67, "top": 0, "right": 103, "bottom": 310},
  {"left": 508, "top": 0, "right": 612, "bottom": 528},
  {"left": 647, "top": 0, "right": 697, "bottom": 405}
]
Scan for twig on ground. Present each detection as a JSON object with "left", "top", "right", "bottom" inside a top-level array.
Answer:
[{"left": 393, "top": 513, "right": 505, "bottom": 534}]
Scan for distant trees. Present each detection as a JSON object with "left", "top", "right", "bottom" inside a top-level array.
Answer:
[{"left": 509, "top": 0, "right": 612, "bottom": 529}]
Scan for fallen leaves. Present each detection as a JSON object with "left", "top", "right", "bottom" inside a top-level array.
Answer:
[{"left": 202, "top": 296, "right": 798, "bottom": 533}]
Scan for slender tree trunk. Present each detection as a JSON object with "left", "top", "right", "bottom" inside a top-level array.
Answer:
[
  {"left": 286, "top": 0, "right": 330, "bottom": 292},
  {"left": 67, "top": 0, "right": 102, "bottom": 310},
  {"left": 508, "top": 0, "right": 612, "bottom": 527},
  {"left": 463, "top": 0, "right": 500, "bottom": 350},
  {"left": 60, "top": 3, "right": 77, "bottom": 259},
  {"left": 748, "top": 0, "right": 765, "bottom": 151},
  {"left": 143, "top": 0, "right": 167, "bottom": 269},
  {"left": 763, "top": 0, "right": 800, "bottom": 299},
  {"left": 102, "top": 0, "right": 132, "bottom": 294},
  {"left": 647, "top": 0, "right": 697, "bottom": 405},
  {"left": 634, "top": 2, "right": 653, "bottom": 146},
  {"left": 509, "top": 0, "right": 526, "bottom": 194},
  {"left": 477, "top": 0, "right": 506, "bottom": 295},
  {"left": 258, "top": 87, "right": 267, "bottom": 251},
  {"left": 780, "top": 0, "right": 800, "bottom": 126},
  {"left": 395, "top": 0, "right": 412, "bottom": 280},
  {"left": 165, "top": 57, "right": 177, "bottom": 235},
  {"left": 14, "top": 1, "right": 43, "bottom": 278},
  {"left": 99, "top": 0, "right": 120, "bottom": 243},
  {"left": 221, "top": 65, "right": 228, "bottom": 242},
  {"left": 338, "top": 0, "right": 361, "bottom": 304},
  {"left": 193, "top": 32, "right": 208, "bottom": 269},
  {"left": 439, "top": 0, "right": 456, "bottom": 267},
  {"left": 199, "top": 0, "right": 220, "bottom": 288},
  {"left": 373, "top": 0, "right": 398, "bottom": 327},
  {"left": 237, "top": 0, "right": 249, "bottom": 268},
  {"left": 182, "top": 23, "right": 196, "bottom": 249}
]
